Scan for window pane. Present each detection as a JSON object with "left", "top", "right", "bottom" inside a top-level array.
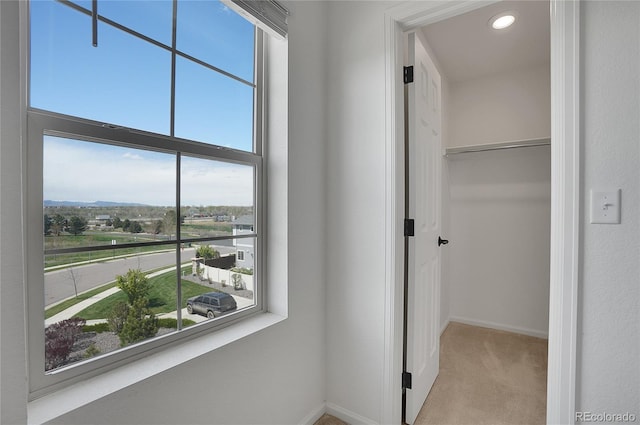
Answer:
[
  {"left": 180, "top": 156, "right": 254, "bottom": 241},
  {"left": 183, "top": 238, "right": 256, "bottom": 327},
  {"left": 44, "top": 249, "right": 185, "bottom": 371},
  {"left": 175, "top": 58, "right": 254, "bottom": 151},
  {"left": 99, "top": 0, "right": 173, "bottom": 46},
  {"left": 68, "top": 0, "right": 91, "bottom": 9},
  {"left": 30, "top": 1, "right": 171, "bottom": 134},
  {"left": 43, "top": 136, "right": 177, "bottom": 250},
  {"left": 176, "top": 0, "right": 255, "bottom": 83}
]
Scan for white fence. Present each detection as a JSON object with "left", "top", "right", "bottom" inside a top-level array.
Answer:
[{"left": 191, "top": 259, "right": 254, "bottom": 292}]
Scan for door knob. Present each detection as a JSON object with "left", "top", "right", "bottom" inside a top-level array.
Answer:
[{"left": 438, "top": 236, "right": 449, "bottom": 246}]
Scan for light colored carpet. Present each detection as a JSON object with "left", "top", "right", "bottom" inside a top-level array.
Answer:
[{"left": 414, "top": 322, "right": 548, "bottom": 425}]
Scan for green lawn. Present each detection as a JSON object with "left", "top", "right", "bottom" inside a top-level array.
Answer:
[
  {"left": 75, "top": 267, "right": 215, "bottom": 320},
  {"left": 180, "top": 221, "right": 232, "bottom": 238},
  {"left": 45, "top": 232, "right": 174, "bottom": 268},
  {"left": 45, "top": 281, "right": 118, "bottom": 319}
]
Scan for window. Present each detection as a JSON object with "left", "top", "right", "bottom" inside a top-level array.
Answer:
[{"left": 27, "top": 0, "right": 287, "bottom": 398}]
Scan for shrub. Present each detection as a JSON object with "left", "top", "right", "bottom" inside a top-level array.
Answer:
[
  {"left": 196, "top": 245, "right": 220, "bottom": 260},
  {"left": 119, "top": 297, "right": 158, "bottom": 346},
  {"left": 230, "top": 267, "right": 253, "bottom": 275},
  {"left": 107, "top": 301, "right": 129, "bottom": 334},
  {"left": 83, "top": 322, "right": 110, "bottom": 333},
  {"left": 83, "top": 344, "right": 101, "bottom": 359},
  {"left": 231, "top": 273, "right": 244, "bottom": 290},
  {"left": 116, "top": 269, "right": 150, "bottom": 304},
  {"left": 45, "top": 317, "right": 86, "bottom": 370},
  {"left": 156, "top": 318, "right": 197, "bottom": 329}
]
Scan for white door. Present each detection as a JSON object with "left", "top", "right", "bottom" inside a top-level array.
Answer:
[{"left": 405, "top": 31, "right": 442, "bottom": 425}]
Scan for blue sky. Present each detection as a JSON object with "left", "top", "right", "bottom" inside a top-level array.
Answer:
[{"left": 32, "top": 0, "right": 256, "bottom": 206}]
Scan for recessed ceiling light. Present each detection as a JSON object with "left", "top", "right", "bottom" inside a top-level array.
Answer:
[{"left": 490, "top": 13, "right": 516, "bottom": 30}]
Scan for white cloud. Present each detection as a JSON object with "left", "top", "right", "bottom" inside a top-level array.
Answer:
[
  {"left": 122, "top": 152, "right": 143, "bottom": 160},
  {"left": 43, "top": 137, "right": 253, "bottom": 207}
]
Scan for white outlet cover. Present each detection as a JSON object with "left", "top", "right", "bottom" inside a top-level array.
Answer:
[{"left": 590, "top": 189, "right": 621, "bottom": 224}]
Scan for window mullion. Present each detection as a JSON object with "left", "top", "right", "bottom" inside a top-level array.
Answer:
[
  {"left": 170, "top": 0, "right": 177, "bottom": 138},
  {"left": 91, "top": 0, "right": 98, "bottom": 46},
  {"left": 176, "top": 152, "right": 183, "bottom": 330}
]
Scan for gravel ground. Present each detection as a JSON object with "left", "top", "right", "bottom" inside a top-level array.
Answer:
[{"left": 68, "top": 328, "right": 175, "bottom": 364}]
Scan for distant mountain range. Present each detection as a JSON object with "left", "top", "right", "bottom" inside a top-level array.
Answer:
[{"left": 44, "top": 200, "right": 149, "bottom": 207}]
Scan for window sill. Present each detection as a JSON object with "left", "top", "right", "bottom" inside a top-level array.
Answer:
[{"left": 27, "top": 312, "right": 286, "bottom": 425}]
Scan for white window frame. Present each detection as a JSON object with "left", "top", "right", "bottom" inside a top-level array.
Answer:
[{"left": 24, "top": 0, "right": 288, "bottom": 409}]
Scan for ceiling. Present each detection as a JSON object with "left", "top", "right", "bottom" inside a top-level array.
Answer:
[{"left": 421, "top": 1, "right": 550, "bottom": 83}]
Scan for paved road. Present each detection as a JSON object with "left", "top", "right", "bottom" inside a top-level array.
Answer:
[{"left": 45, "top": 248, "right": 196, "bottom": 307}]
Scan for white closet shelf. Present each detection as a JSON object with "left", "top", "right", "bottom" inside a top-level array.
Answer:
[{"left": 444, "top": 137, "right": 551, "bottom": 156}]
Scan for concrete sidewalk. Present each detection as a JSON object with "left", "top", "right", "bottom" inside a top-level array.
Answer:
[
  {"left": 45, "top": 287, "right": 121, "bottom": 327},
  {"left": 45, "top": 266, "right": 179, "bottom": 326},
  {"left": 45, "top": 261, "right": 254, "bottom": 327}
]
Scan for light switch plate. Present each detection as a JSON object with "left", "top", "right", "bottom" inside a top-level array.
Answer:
[{"left": 590, "top": 189, "right": 621, "bottom": 224}]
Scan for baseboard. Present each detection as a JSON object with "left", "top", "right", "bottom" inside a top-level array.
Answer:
[
  {"left": 326, "top": 402, "right": 378, "bottom": 425},
  {"left": 299, "top": 403, "right": 328, "bottom": 425},
  {"left": 440, "top": 318, "right": 450, "bottom": 336},
  {"left": 449, "top": 316, "right": 548, "bottom": 339}
]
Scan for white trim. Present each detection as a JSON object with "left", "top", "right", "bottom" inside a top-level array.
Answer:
[
  {"left": 440, "top": 318, "right": 450, "bottom": 336},
  {"left": 381, "top": 9, "right": 404, "bottom": 425},
  {"left": 28, "top": 313, "right": 286, "bottom": 425},
  {"left": 383, "top": 1, "right": 579, "bottom": 423},
  {"left": 326, "top": 402, "right": 377, "bottom": 425},
  {"left": 449, "top": 317, "right": 549, "bottom": 340},
  {"left": 298, "top": 403, "right": 327, "bottom": 425},
  {"left": 547, "top": 1, "right": 580, "bottom": 423}
]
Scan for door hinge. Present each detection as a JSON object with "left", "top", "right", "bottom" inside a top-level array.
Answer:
[
  {"left": 404, "top": 218, "right": 415, "bottom": 237},
  {"left": 403, "top": 66, "right": 414, "bottom": 84},
  {"left": 402, "top": 371, "right": 412, "bottom": 389}
]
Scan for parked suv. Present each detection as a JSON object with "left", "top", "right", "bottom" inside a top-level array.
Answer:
[{"left": 186, "top": 292, "right": 237, "bottom": 319}]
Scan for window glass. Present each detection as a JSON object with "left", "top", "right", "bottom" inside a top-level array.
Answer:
[
  {"left": 176, "top": 0, "right": 255, "bottom": 83},
  {"left": 185, "top": 236, "right": 256, "bottom": 325},
  {"left": 175, "top": 57, "right": 254, "bottom": 151},
  {"left": 180, "top": 156, "right": 254, "bottom": 239},
  {"left": 30, "top": 1, "right": 171, "bottom": 134},
  {"left": 31, "top": 0, "right": 263, "bottom": 385},
  {"left": 44, "top": 136, "right": 177, "bottom": 250},
  {"left": 98, "top": 0, "right": 173, "bottom": 46},
  {"left": 43, "top": 136, "right": 183, "bottom": 370},
  {"left": 69, "top": 0, "right": 92, "bottom": 9}
]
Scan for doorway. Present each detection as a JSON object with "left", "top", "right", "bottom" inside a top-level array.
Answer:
[
  {"left": 382, "top": 1, "right": 581, "bottom": 424},
  {"left": 403, "top": 2, "right": 551, "bottom": 421}
]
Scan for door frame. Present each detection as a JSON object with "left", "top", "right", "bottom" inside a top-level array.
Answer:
[{"left": 381, "top": 1, "right": 580, "bottom": 424}]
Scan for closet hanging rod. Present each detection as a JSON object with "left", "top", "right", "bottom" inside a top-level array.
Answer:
[{"left": 445, "top": 138, "right": 551, "bottom": 156}]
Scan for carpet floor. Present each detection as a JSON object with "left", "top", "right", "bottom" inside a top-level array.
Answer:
[{"left": 414, "top": 322, "right": 548, "bottom": 425}]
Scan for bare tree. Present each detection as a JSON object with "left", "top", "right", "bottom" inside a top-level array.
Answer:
[{"left": 67, "top": 267, "right": 79, "bottom": 298}]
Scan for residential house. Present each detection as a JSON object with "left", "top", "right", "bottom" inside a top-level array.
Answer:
[{"left": 232, "top": 215, "right": 254, "bottom": 271}]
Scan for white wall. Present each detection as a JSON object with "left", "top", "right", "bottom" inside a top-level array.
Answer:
[
  {"left": 578, "top": 1, "right": 640, "bottom": 415},
  {"left": 447, "top": 145, "right": 551, "bottom": 338},
  {"left": 325, "top": 1, "right": 393, "bottom": 422},
  {"left": 435, "top": 32, "right": 551, "bottom": 339},
  {"left": 0, "top": 1, "right": 329, "bottom": 424},
  {"left": 0, "top": 1, "right": 29, "bottom": 423},
  {"left": 3, "top": 1, "right": 639, "bottom": 423},
  {"left": 448, "top": 64, "right": 551, "bottom": 148}
]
